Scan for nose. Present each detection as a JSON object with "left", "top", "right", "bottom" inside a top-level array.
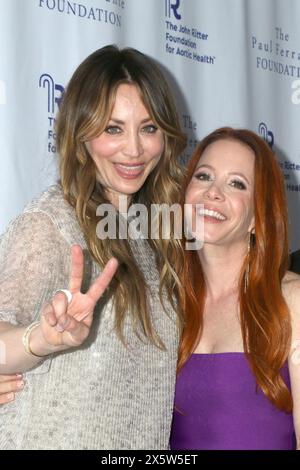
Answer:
[
  {"left": 123, "top": 130, "right": 143, "bottom": 158},
  {"left": 203, "top": 181, "right": 225, "bottom": 201}
]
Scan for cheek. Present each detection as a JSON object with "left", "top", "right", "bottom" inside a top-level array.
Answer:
[
  {"left": 87, "top": 138, "right": 121, "bottom": 160},
  {"left": 232, "top": 197, "right": 254, "bottom": 223},
  {"left": 157, "top": 138, "right": 165, "bottom": 155},
  {"left": 185, "top": 182, "right": 200, "bottom": 204},
  {"left": 145, "top": 136, "right": 164, "bottom": 158}
]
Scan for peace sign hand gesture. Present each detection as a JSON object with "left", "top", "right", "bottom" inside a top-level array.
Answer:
[{"left": 32, "top": 245, "right": 118, "bottom": 355}]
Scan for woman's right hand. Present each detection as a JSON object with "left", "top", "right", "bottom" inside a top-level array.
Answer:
[
  {"left": 29, "top": 245, "right": 118, "bottom": 356},
  {"left": 0, "top": 374, "right": 24, "bottom": 405}
]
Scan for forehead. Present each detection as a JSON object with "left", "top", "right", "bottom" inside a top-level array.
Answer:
[
  {"left": 199, "top": 139, "right": 255, "bottom": 173},
  {"left": 112, "top": 83, "right": 145, "bottom": 110}
]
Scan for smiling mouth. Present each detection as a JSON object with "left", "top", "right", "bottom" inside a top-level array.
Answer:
[
  {"left": 197, "top": 208, "right": 227, "bottom": 221},
  {"left": 114, "top": 163, "right": 145, "bottom": 178}
]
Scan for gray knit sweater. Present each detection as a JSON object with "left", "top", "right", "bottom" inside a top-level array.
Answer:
[{"left": 0, "top": 185, "right": 179, "bottom": 450}]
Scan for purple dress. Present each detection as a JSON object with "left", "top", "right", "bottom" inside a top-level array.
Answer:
[{"left": 170, "top": 353, "right": 295, "bottom": 450}]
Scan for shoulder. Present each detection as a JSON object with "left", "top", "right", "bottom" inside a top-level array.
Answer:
[
  {"left": 24, "top": 184, "right": 73, "bottom": 220},
  {"left": 282, "top": 271, "right": 300, "bottom": 305},
  {"left": 282, "top": 270, "right": 300, "bottom": 296},
  {"left": 282, "top": 271, "right": 300, "bottom": 335},
  {"left": 22, "top": 184, "right": 86, "bottom": 247}
]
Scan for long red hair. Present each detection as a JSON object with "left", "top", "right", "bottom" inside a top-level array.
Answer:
[{"left": 178, "top": 127, "right": 292, "bottom": 412}]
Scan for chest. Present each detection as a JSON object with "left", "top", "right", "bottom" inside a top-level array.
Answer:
[{"left": 194, "top": 295, "right": 244, "bottom": 353}]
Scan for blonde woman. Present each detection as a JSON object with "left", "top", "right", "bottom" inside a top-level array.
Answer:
[{"left": 0, "top": 46, "right": 186, "bottom": 449}]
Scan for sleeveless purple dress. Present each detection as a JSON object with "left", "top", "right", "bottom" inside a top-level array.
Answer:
[{"left": 170, "top": 353, "right": 295, "bottom": 450}]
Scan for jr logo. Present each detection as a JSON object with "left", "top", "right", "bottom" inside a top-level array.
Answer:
[
  {"left": 39, "top": 74, "right": 64, "bottom": 113},
  {"left": 258, "top": 122, "right": 274, "bottom": 148},
  {"left": 165, "top": 0, "right": 181, "bottom": 20}
]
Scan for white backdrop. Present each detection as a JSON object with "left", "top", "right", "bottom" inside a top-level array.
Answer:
[{"left": 1, "top": 0, "right": 300, "bottom": 249}]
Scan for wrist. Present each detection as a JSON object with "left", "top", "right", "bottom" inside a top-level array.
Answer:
[{"left": 24, "top": 323, "right": 65, "bottom": 357}]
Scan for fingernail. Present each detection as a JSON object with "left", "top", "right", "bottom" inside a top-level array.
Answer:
[
  {"left": 6, "top": 393, "right": 14, "bottom": 401},
  {"left": 56, "top": 324, "right": 64, "bottom": 332},
  {"left": 16, "top": 374, "right": 23, "bottom": 379},
  {"left": 17, "top": 381, "right": 24, "bottom": 389}
]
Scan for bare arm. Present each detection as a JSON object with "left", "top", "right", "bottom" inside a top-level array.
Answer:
[
  {"left": 283, "top": 273, "right": 300, "bottom": 449},
  {"left": 0, "top": 322, "right": 44, "bottom": 373}
]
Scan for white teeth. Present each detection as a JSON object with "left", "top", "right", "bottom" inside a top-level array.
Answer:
[
  {"left": 116, "top": 164, "right": 144, "bottom": 170},
  {"left": 197, "top": 208, "right": 226, "bottom": 221}
]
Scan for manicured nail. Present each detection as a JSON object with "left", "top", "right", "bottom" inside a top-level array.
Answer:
[
  {"left": 17, "top": 381, "right": 24, "bottom": 389},
  {"left": 16, "top": 374, "right": 23, "bottom": 379},
  {"left": 6, "top": 393, "right": 14, "bottom": 401}
]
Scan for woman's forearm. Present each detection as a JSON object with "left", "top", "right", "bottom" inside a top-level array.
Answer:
[{"left": 0, "top": 322, "right": 57, "bottom": 374}]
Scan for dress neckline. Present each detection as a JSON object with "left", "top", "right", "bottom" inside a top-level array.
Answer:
[{"left": 192, "top": 352, "right": 244, "bottom": 356}]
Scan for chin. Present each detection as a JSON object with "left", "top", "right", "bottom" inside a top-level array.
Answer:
[
  {"left": 202, "top": 235, "right": 223, "bottom": 245},
  {"left": 120, "top": 180, "right": 146, "bottom": 194}
]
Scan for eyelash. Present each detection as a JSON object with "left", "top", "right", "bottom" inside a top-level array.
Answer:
[
  {"left": 142, "top": 125, "right": 158, "bottom": 134},
  {"left": 229, "top": 179, "right": 246, "bottom": 190},
  {"left": 194, "top": 172, "right": 247, "bottom": 190},
  {"left": 194, "top": 172, "right": 211, "bottom": 181},
  {"left": 104, "top": 126, "right": 121, "bottom": 135},
  {"left": 104, "top": 125, "right": 158, "bottom": 135}
]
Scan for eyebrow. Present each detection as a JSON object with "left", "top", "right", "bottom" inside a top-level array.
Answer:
[
  {"left": 109, "top": 117, "right": 153, "bottom": 124},
  {"left": 195, "top": 164, "right": 251, "bottom": 184}
]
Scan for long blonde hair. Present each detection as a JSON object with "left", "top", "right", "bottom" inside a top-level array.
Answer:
[{"left": 56, "top": 45, "right": 187, "bottom": 346}]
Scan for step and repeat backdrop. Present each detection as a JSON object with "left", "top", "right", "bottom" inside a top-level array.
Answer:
[{"left": 1, "top": 0, "right": 300, "bottom": 248}]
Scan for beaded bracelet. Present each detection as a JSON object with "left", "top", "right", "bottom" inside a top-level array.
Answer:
[{"left": 22, "top": 321, "right": 44, "bottom": 358}]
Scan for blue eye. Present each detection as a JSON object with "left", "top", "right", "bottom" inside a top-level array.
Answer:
[
  {"left": 229, "top": 179, "right": 246, "bottom": 190},
  {"left": 105, "top": 126, "right": 122, "bottom": 135},
  {"left": 194, "top": 172, "right": 212, "bottom": 181},
  {"left": 142, "top": 125, "right": 158, "bottom": 134}
]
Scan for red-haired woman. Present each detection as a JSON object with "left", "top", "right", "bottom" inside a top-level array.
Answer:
[{"left": 171, "top": 127, "right": 300, "bottom": 450}]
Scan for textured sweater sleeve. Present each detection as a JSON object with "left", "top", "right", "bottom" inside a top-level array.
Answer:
[{"left": 0, "top": 211, "right": 72, "bottom": 327}]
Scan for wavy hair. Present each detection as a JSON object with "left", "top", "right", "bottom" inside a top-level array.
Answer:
[
  {"left": 179, "top": 127, "right": 292, "bottom": 412},
  {"left": 56, "top": 45, "right": 187, "bottom": 346}
]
